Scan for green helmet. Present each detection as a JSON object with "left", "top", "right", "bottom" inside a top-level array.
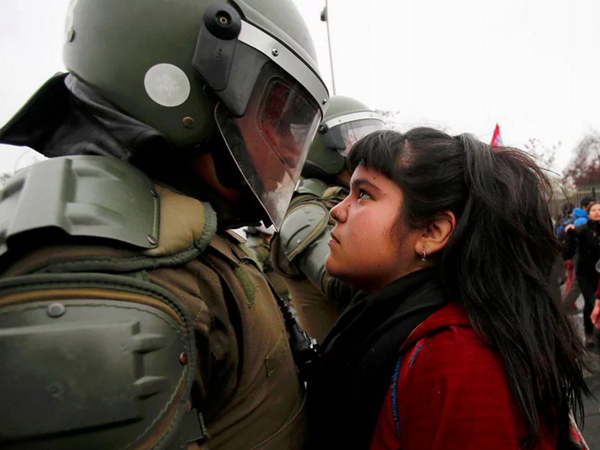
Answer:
[
  {"left": 303, "top": 95, "right": 384, "bottom": 179},
  {"left": 63, "top": 0, "right": 329, "bottom": 228}
]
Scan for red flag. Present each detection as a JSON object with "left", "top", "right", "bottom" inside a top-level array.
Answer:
[{"left": 491, "top": 124, "right": 504, "bottom": 147}]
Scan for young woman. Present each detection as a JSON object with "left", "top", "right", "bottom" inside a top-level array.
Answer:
[
  {"left": 563, "top": 202, "right": 600, "bottom": 346},
  {"left": 309, "top": 129, "right": 588, "bottom": 449}
]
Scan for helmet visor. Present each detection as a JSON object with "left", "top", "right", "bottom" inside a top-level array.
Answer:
[
  {"left": 322, "top": 118, "right": 385, "bottom": 157},
  {"left": 215, "top": 63, "right": 321, "bottom": 229}
]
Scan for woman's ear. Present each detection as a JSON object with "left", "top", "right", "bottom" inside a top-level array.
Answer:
[{"left": 414, "top": 211, "right": 456, "bottom": 259}]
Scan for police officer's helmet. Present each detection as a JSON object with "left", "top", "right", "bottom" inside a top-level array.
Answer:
[
  {"left": 64, "top": 0, "right": 329, "bottom": 228},
  {"left": 303, "top": 96, "right": 384, "bottom": 180}
]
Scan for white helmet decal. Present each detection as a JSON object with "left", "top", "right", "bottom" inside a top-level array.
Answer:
[{"left": 144, "top": 63, "right": 191, "bottom": 107}]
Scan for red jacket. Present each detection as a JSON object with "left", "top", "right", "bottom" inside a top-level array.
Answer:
[{"left": 369, "top": 303, "right": 557, "bottom": 450}]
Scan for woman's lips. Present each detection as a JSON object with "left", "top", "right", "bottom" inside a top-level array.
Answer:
[{"left": 329, "top": 231, "right": 341, "bottom": 245}]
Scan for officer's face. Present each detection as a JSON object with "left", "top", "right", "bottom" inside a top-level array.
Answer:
[{"left": 326, "top": 165, "right": 421, "bottom": 293}]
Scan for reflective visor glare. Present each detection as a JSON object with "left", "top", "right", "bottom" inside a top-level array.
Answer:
[
  {"left": 214, "top": 63, "right": 321, "bottom": 228},
  {"left": 259, "top": 79, "right": 320, "bottom": 181},
  {"left": 337, "top": 119, "right": 385, "bottom": 157}
]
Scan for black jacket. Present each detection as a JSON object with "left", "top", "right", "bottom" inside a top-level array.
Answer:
[
  {"left": 0, "top": 73, "right": 200, "bottom": 200},
  {"left": 309, "top": 268, "right": 448, "bottom": 449},
  {"left": 563, "top": 220, "right": 600, "bottom": 276}
]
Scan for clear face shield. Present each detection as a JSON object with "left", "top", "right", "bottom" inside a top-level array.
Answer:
[
  {"left": 193, "top": 4, "right": 328, "bottom": 229},
  {"left": 215, "top": 63, "right": 321, "bottom": 228}
]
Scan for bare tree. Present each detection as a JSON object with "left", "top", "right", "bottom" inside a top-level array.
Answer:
[
  {"left": 375, "top": 110, "right": 454, "bottom": 135},
  {"left": 523, "top": 138, "right": 559, "bottom": 173},
  {"left": 375, "top": 109, "right": 402, "bottom": 131},
  {"left": 519, "top": 138, "right": 576, "bottom": 203},
  {"left": 563, "top": 130, "right": 600, "bottom": 187}
]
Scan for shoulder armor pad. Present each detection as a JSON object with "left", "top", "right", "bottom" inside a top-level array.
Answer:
[
  {"left": 0, "top": 156, "right": 159, "bottom": 257},
  {"left": 0, "top": 272, "right": 204, "bottom": 448},
  {"left": 295, "top": 177, "right": 328, "bottom": 197},
  {"left": 279, "top": 200, "right": 330, "bottom": 262}
]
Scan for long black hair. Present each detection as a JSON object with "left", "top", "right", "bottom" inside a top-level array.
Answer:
[{"left": 347, "top": 128, "right": 588, "bottom": 448}]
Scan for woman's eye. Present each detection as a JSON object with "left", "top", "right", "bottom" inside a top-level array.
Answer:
[{"left": 357, "top": 190, "right": 371, "bottom": 201}]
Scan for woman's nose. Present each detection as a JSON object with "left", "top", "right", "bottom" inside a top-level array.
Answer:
[{"left": 330, "top": 200, "right": 347, "bottom": 223}]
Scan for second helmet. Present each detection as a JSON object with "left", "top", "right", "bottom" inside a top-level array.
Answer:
[{"left": 303, "top": 95, "right": 384, "bottom": 180}]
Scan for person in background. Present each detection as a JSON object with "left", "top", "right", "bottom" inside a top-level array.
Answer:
[
  {"left": 559, "top": 202, "right": 576, "bottom": 224},
  {"left": 560, "top": 198, "right": 595, "bottom": 313},
  {"left": 270, "top": 95, "right": 385, "bottom": 343},
  {"left": 580, "top": 197, "right": 596, "bottom": 218},
  {"left": 0, "top": 0, "right": 328, "bottom": 448},
  {"left": 555, "top": 203, "right": 574, "bottom": 287},
  {"left": 563, "top": 202, "right": 600, "bottom": 347},
  {"left": 590, "top": 278, "right": 600, "bottom": 329},
  {"left": 310, "top": 128, "right": 588, "bottom": 449}
]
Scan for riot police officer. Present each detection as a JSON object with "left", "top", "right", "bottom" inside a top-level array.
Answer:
[
  {"left": 0, "top": 0, "right": 327, "bottom": 448},
  {"left": 271, "top": 96, "right": 384, "bottom": 343}
]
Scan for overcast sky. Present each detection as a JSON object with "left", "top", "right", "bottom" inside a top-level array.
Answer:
[{"left": 1, "top": 0, "right": 599, "bottom": 173}]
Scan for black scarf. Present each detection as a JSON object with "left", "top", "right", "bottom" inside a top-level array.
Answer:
[
  {"left": 0, "top": 73, "right": 207, "bottom": 195},
  {"left": 309, "top": 268, "right": 449, "bottom": 449},
  {"left": 0, "top": 73, "right": 169, "bottom": 162}
]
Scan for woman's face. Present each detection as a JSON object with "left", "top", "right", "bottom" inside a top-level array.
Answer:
[
  {"left": 326, "top": 165, "right": 422, "bottom": 293},
  {"left": 589, "top": 203, "right": 600, "bottom": 221}
]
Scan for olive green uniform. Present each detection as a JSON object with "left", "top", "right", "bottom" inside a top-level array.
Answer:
[
  {"left": 246, "top": 231, "right": 290, "bottom": 303},
  {"left": 271, "top": 179, "right": 347, "bottom": 343},
  {"left": 0, "top": 0, "right": 327, "bottom": 446},
  {"left": 0, "top": 158, "right": 306, "bottom": 449}
]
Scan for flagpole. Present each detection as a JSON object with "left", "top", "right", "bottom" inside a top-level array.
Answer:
[{"left": 322, "top": 0, "right": 337, "bottom": 95}]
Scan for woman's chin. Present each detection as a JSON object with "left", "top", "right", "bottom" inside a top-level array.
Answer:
[
  {"left": 325, "top": 257, "right": 355, "bottom": 284},
  {"left": 325, "top": 254, "right": 341, "bottom": 278}
]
